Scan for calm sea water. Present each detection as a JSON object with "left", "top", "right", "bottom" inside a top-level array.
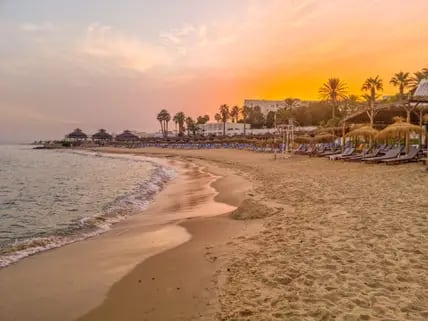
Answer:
[{"left": 0, "top": 145, "right": 174, "bottom": 267}]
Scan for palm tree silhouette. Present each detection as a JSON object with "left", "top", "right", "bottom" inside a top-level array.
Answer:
[
  {"left": 157, "top": 109, "right": 171, "bottom": 137},
  {"left": 361, "top": 76, "right": 383, "bottom": 128},
  {"left": 173, "top": 112, "right": 186, "bottom": 135},
  {"left": 319, "top": 78, "right": 348, "bottom": 120},
  {"left": 219, "top": 104, "right": 230, "bottom": 136},
  {"left": 390, "top": 71, "right": 411, "bottom": 100},
  {"left": 230, "top": 105, "right": 240, "bottom": 123}
]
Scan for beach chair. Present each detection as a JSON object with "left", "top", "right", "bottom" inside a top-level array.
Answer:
[
  {"left": 308, "top": 146, "right": 323, "bottom": 157},
  {"left": 382, "top": 147, "right": 419, "bottom": 165},
  {"left": 318, "top": 147, "right": 340, "bottom": 157},
  {"left": 344, "top": 145, "right": 384, "bottom": 162},
  {"left": 329, "top": 147, "right": 355, "bottom": 160},
  {"left": 361, "top": 147, "right": 403, "bottom": 164}
]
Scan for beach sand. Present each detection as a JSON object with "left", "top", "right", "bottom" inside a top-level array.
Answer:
[
  {"left": 2, "top": 147, "right": 428, "bottom": 321},
  {"left": 90, "top": 147, "right": 428, "bottom": 321}
]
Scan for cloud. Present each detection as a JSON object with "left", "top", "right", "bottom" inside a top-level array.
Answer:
[
  {"left": 19, "top": 21, "right": 57, "bottom": 32},
  {"left": 80, "top": 23, "right": 171, "bottom": 73}
]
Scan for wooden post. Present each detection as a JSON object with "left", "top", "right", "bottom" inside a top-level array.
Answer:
[{"left": 341, "top": 122, "right": 346, "bottom": 153}]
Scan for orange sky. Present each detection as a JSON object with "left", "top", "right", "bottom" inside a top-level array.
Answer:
[{"left": 1, "top": 0, "right": 428, "bottom": 141}]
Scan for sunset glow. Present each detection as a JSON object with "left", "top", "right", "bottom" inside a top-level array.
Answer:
[{"left": 1, "top": 0, "right": 428, "bottom": 141}]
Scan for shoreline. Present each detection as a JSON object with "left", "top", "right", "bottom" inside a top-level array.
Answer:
[
  {"left": 75, "top": 156, "right": 259, "bottom": 321},
  {"left": 0, "top": 149, "right": 175, "bottom": 269},
  {"left": 0, "top": 151, "right": 247, "bottom": 321}
]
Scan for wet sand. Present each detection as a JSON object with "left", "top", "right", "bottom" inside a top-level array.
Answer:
[{"left": 0, "top": 157, "right": 250, "bottom": 321}]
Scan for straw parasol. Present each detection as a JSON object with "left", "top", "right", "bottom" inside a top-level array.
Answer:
[
  {"left": 423, "top": 113, "right": 428, "bottom": 123},
  {"left": 313, "top": 132, "right": 335, "bottom": 143},
  {"left": 377, "top": 117, "right": 423, "bottom": 152},
  {"left": 345, "top": 125, "right": 379, "bottom": 139},
  {"left": 317, "top": 126, "right": 343, "bottom": 136},
  {"left": 295, "top": 134, "right": 313, "bottom": 143}
]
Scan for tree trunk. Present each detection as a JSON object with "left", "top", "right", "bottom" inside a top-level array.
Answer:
[
  {"left": 223, "top": 122, "right": 226, "bottom": 136},
  {"left": 341, "top": 122, "right": 346, "bottom": 153},
  {"left": 368, "top": 103, "right": 374, "bottom": 148},
  {"left": 419, "top": 109, "right": 424, "bottom": 150},
  {"left": 406, "top": 110, "right": 411, "bottom": 153},
  {"left": 332, "top": 100, "right": 336, "bottom": 120},
  {"left": 159, "top": 121, "right": 164, "bottom": 137}
]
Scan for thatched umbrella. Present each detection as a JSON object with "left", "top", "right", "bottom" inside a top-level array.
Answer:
[
  {"left": 313, "top": 133, "right": 335, "bottom": 143},
  {"left": 346, "top": 125, "right": 379, "bottom": 139},
  {"left": 377, "top": 117, "right": 423, "bottom": 152},
  {"left": 345, "top": 125, "right": 379, "bottom": 148},
  {"left": 317, "top": 126, "right": 342, "bottom": 134},
  {"left": 295, "top": 134, "right": 313, "bottom": 144},
  {"left": 423, "top": 113, "right": 428, "bottom": 123}
]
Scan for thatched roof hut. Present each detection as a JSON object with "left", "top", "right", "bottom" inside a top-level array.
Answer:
[
  {"left": 92, "top": 129, "right": 113, "bottom": 141},
  {"left": 115, "top": 130, "right": 139, "bottom": 142},
  {"left": 341, "top": 101, "right": 419, "bottom": 127},
  {"left": 411, "top": 79, "right": 428, "bottom": 103},
  {"left": 66, "top": 128, "right": 88, "bottom": 140}
]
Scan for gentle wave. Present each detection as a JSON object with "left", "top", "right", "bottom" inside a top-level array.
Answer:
[{"left": 0, "top": 151, "right": 175, "bottom": 268}]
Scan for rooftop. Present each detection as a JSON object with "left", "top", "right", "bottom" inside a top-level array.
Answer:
[{"left": 411, "top": 79, "right": 428, "bottom": 102}]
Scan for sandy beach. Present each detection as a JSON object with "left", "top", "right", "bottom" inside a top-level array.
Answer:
[
  {"left": 89, "top": 147, "right": 428, "bottom": 321},
  {"left": 1, "top": 147, "right": 428, "bottom": 321}
]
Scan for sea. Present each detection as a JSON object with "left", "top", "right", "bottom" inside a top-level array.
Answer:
[{"left": 0, "top": 145, "right": 175, "bottom": 268}]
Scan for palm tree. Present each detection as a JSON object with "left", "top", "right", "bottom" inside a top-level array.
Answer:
[
  {"left": 319, "top": 78, "right": 348, "bottom": 120},
  {"left": 219, "top": 104, "right": 230, "bottom": 136},
  {"left": 361, "top": 76, "right": 383, "bottom": 128},
  {"left": 230, "top": 105, "right": 240, "bottom": 123},
  {"left": 342, "top": 94, "right": 361, "bottom": 116},
  {"left": 214, "top": 113, "right": 221, "bottom": 123},
  {"left": 173, "top": 114, "right": 178, "bottom": 134},
  {"left": 164, "top": 111, "right": 171, "bottom": 137},
  {"left": 390, "top": 71, "right": 411, "bottom": 100},
  {"left": 173, "top": 112, "right": 186, "bottom": 136},
  {"left": 157, "top": 109, "right": 170, "bottom": 137},
  {"left": 241, "top": 105, "right": 250, "bottom": 136},
  {"left": 185, "top": 117, "right": 194, "bottom": 136},
  {"left": 196, "top": 114, "right": 210, "bottom": 124}
]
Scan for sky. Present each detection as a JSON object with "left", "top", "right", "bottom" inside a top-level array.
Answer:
[{"left": 1, "top": 0, "right": 428, "bottom": 142}]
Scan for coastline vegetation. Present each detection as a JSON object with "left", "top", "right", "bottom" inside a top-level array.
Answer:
[{"left": 155, "top": 66, "right": 428, "bottom": 135}]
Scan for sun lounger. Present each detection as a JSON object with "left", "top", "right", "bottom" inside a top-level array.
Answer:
[
  {"left": 308, "top": 146, "right": 322, "bottom": 157},
  {"left": 318, "top": 148, "right": 340, "bottom": 157},
  {"left": 361, "top": 147, "right": 402, "bottom": 164},
  {"left": 344, "top": 146, "right": 385, "bottom": 162},
  {"left": 329, "top": 147, "right": 355, "bottom": 160},
  {"left": 382, "top": 147, "right": 419, "bottom": 165}
]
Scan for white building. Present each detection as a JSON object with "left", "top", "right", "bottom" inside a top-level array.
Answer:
[
  {"left": 243, "top": 99, "right": 313, "bottom": 115},
  {"left": 198, "top": 122, "right": 251, "bottom": 136}
]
